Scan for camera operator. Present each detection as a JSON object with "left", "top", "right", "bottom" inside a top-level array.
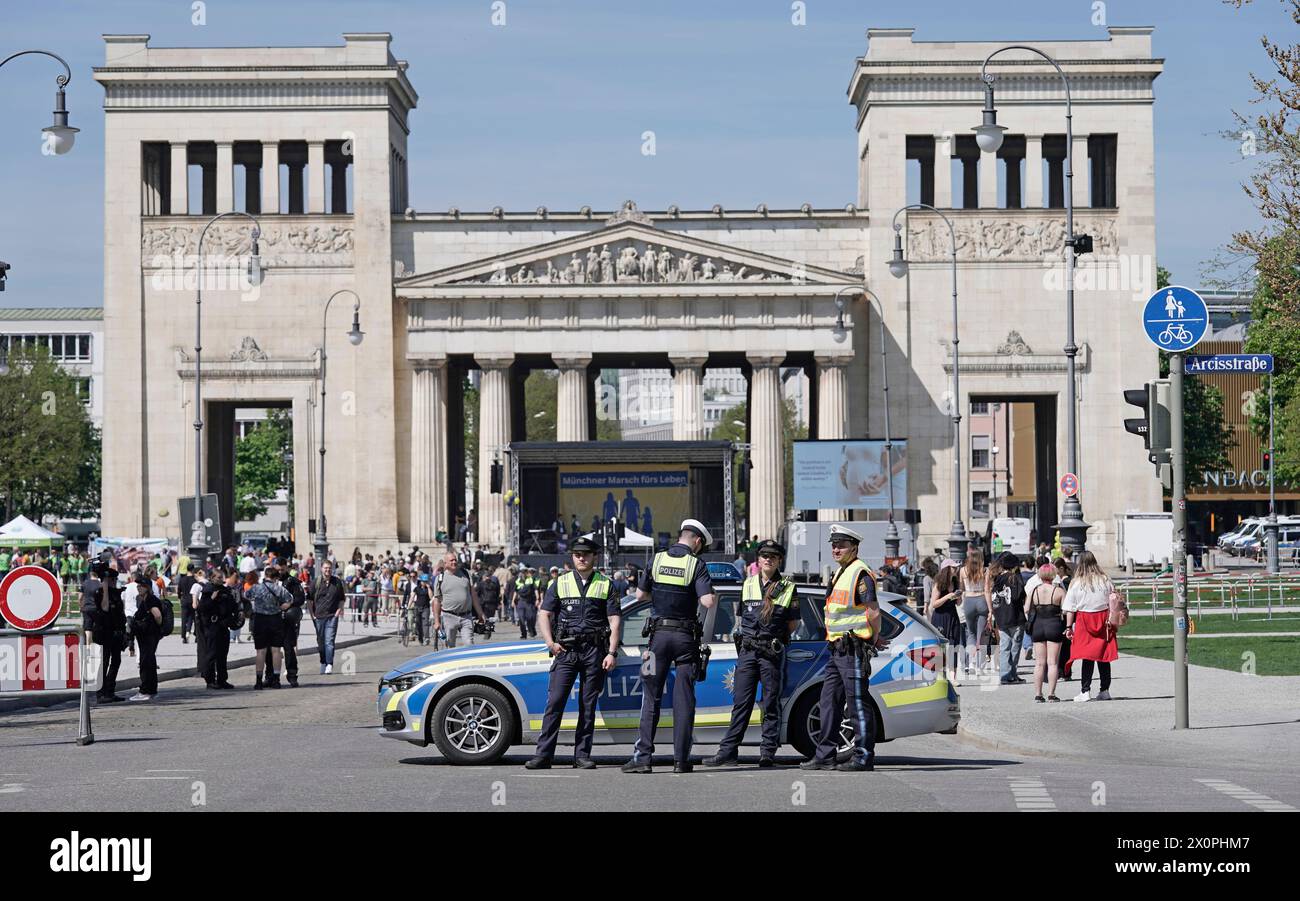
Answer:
[
  {"left": 83, "top": 554, "right": 128, "bottom": 703},
  {"left": 274, "top": 566, "right": 305, "bottom": 687}
]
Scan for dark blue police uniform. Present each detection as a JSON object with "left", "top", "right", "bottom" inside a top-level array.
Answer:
[
  {"left": 533, "top": 570, "right": 621, "bottom": 764},
  {"left": 713, "top": 573, "right": 799, "bottom": 762},
  {"left": 515, "top": 574, "right": 539, "bottom": 638},
  {"left": 629, "top": 543, "right": 714, "bottom": 767}
]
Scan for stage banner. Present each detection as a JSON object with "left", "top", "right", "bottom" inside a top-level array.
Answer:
[
  {"left": 793, "top": 440, "right": 908, "bottom": 511},
  {"left": 557, "top": 464, "right": 689, "bottom": 540}
]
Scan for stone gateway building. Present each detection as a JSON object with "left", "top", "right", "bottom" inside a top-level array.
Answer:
[{"left": 96, "top": 27, "right": 1163, "bottom": 563}]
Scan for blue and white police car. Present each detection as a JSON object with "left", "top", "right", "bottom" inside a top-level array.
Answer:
[{"left": 377, "top": 583, "right": 960, "bottom": 764}]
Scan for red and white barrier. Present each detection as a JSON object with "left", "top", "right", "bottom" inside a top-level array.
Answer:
[{"left": 0, "top": 632, "right": 86, "bottom": 692}]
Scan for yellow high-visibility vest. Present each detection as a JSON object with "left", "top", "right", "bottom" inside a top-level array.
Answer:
[{"left": 823, "top": 558, "right": 875, "bottom": 641}]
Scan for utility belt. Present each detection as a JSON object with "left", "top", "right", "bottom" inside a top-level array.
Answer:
[
  {"left": 735, "top": 633, "right": 786, "bottom": 659},
  {"left": 644, "top": 616, "right": 711, "bottom": 680},
  {"left": 831, "top": 633, "right": 878, "bottom": 661},
  {"left": 554, "top": 627, "right": 612, "bottom": 656}
]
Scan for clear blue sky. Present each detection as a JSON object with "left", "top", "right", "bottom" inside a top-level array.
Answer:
[{"left": 0, "top": 0, "right": 1290, "bottom": 306}]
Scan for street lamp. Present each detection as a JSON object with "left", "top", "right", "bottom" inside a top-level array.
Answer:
[
  {"left": 190, "top": 212, "right": 265, "bottom": 565},
  {"left": 314, "top": 289, "right": 364, "bottom": 565},
  {"left": 833, "top": 285, "right": 902, "bottom": 559},
  {"left": 991, "top": 445, "right": 1000, "bottom": 521},
  {"left": 888, "top": 203, "right": 968, "bottom": 562},
  {"left": 1, "top": 50, "right": 79, "bottom": 154},
  {"left": 975, "top": 45, "right": 1090, "bottom": 554}
]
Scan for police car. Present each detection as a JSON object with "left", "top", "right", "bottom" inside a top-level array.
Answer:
[{"left": 377, "top": 584, "right": 960, "bottom": 764}]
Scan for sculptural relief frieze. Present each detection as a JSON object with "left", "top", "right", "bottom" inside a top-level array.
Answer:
[
  {"left": 462, "top": 239, "right": 797, "bottom": 286},
  {"left": 141, "top": 221, "right": 355, "bottom": 267},
  {"left": 906, "top": 215, "right": 1119, "bottom": 263}
]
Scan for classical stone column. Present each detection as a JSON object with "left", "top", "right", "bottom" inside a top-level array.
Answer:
[
  {"left": 261, "top": 141, "right": 280, "bottom": 215},
  {"left": 933, "top": 134, "right": 953, "bottom": 208},
  {"left": 747, "top": 354, "right": 786, "bottom": 540},
  {"left": 670, "top": 353, "right": 708, "bottom": 440},
  {"left": 169, "top": 141, "right": 188, "bottom": 215},
  {"left": 1071, "top": 135, "right": 1089, "bottom": 208},
  {"left": 1025, "top": 135, "right": 1044, "bottom": 209},
  {"left": 476, "top": 355, "right": 514, "bottom": 548},
  {"left": 979, "top": 146, "right": 999, "bottom": 209},
  {"left": 308, "top": 141, "right": 326, "bottom": 214},
  {"left": 216, "top": 142, "right": 234, "bottom": 213},
  {"left": 409, "top": 356, "right": 448, "bottom": 544},
  {"left": 816, "top": 352, "right": 852, "bottom": 522},
  {"left": 554, "top": 353, "right": 592, "bottom": 442}
]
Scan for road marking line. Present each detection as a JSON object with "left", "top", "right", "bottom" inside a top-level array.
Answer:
[
  {"left": 1008, "top": 776, "right": 1057, "bottom": 811},
  {"left": 146, "top": 769, "right": 203, "bottom": 773},
  {"left": 125, "top": 776, "right": 189, "bottom": 781},
  {"left": 1196, "top": 779, "right": 1296, "bottom": 811},
  {"left": 513, "top": 774, "right": 581, "bottom": 778}
]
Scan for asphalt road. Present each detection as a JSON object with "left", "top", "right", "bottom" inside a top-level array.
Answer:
[{"left": 1, "top": 635, "right": 1296, "bottom": 812}]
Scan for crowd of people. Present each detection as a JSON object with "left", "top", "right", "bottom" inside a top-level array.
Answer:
[{"left": 917, "top": 547, "right": 1123, "bottom": 702}]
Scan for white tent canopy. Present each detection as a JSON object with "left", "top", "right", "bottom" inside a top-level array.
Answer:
[
  {"left": 0, "top": 515, "right": 64, "bottom": 547},
  {"left": 580, "top": 528, "right": 654, "bottom": 548}
]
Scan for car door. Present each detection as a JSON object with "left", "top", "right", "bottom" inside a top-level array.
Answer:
[{"left": 591, "top": 600, "right": 652, "bottom": 742}]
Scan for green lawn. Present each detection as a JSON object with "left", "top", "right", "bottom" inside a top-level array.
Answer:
[
  {"left": 1120, "top": 614, "right": 1300, "bottom": 637},
  {"left": 1118, "top": 635, "right": 1300, "bottom": 676}
]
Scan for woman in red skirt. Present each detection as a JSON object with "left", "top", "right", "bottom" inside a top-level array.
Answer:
[{"left": 1063, "top": 551, "right": 1118, "bottom": 701}]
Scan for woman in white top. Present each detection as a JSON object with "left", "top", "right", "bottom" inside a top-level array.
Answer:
[{"left": 1063, "top": 551, "right": 1118, "bottom": 701}]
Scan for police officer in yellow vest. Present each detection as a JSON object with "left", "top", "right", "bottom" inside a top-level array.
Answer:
[
  {"left": 527, "top": 536, "right": 622, "bottom": 769},
  {"left": 514, "top": 566, "right": 540, "bottom": 639},
  {"left": 801, "top": 525, "right": 881, "bottom": 772},
  {"left": 622, "top": 518, "right": 717, "bottom": 774},
  {"left": 705, "top": 538, "right": 799, "bottom": 768}
]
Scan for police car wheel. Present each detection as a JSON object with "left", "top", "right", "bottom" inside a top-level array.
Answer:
[
  {"left": 789, "top": 690, "right": 883, "bottom": 764},
  {"left": 430, "top": 683, "right": 516, "bottom": 765}
]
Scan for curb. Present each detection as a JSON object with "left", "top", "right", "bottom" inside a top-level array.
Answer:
[
  {"left": 953, "top": 722, "right": 1072, "bottom": 759},
  {"left": 0, "top": 631, "right": 391, "bottom": 714}
]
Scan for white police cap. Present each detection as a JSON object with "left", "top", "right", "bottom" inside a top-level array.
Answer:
[
  {"left": 679, "top": 518, "right": 714, "bottom": 547},
  {"left": 828, "top": 525, "right": 863, "bottom": 544}
]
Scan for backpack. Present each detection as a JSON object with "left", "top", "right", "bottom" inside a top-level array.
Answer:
[
  {"left": 157, "top": 596, "right": 175, "bottom": 637},
  {"left": 1107, "top": 591, "right": 1130, "bottom": 628}
]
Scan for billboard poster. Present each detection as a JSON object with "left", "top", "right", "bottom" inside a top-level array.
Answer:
[
  {"left": 557, "top": 464, "right": 689, "bottom": 539},
  {"left": 793, "top": 440, "right": 908, "bottom": 511}
]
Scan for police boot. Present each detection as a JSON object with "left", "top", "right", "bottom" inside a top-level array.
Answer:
[
  {"left": 799, "top": 758, "right": 834, "bottom": 771},
  {"left": 834, "top": 757, "right": 874, "bottom": 772},
  {"left": 524, "top": 756, "right": 552, "bottom": 770},
  {"left": 672, "top": 760, "right": 694, "bottom": 774},
  {"left": 573, "top": 758, "right": 596, "bottom": 770},
  {"left": 286, "top": 674, "right": 299, "bottom": 688},
  {"left": 702, "top": 752, "right": 738, "bottom": 768},
  {"left": 621, "top": 758, "right": 652, "bottom": 774},
  {"left": 758, "top": 754, "right": 776, "bottom": 768}
]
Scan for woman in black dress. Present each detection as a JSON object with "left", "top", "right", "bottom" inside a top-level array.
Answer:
[
  {"left": 927, "top": 560, "right": 965, "bottom": 685},
  {"left": 1026, "top": 563, "right": 1066, "bottom": 702}
]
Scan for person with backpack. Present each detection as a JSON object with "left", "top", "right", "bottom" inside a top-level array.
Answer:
[
  {"left": 1063, "top": 551, "right": 1120, "bottom": 701},
  {"left": 199, "top": 567, "right": 240, "bottom": 689},
  {"left": 128, "top": 574, "right": 166, "bottom": 701},
  {"left": 988, "top": 552, "right": 1028, "bottom": 685},
  {"left": 276, "top": 567, "right": 306, "bottom": 687},
  {"left": 84, "top": 554, "right": 128, "bottom": 703}
]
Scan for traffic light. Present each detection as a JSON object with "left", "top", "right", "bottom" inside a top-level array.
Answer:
[
  {"left": 1124, "top": 388, "right": 1151, "bottom": 450},
  {"left": 1263, "top": 451, "right": 1272, "bottom": 471}
]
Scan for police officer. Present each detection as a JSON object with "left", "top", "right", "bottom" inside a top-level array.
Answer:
[
  {"left": 526, "top": 536, "right": 622, "bottom": 770},
  {"left": 704, "top": 539, "right": 798, "bottom": 768},
  {"left": 198, "top": 566, "right": 239, "bottom": 689},
  {"left": 622, "top": 518, "right": 716, "bottom": 774},
  {"left": 801, "top": 525, "right": 880, "bottom": 772},
  {"left": 514, "top": 566, "right": 540, "bottom": 639}
]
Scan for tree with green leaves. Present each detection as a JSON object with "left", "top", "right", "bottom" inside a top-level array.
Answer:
[
  {"left": 233, "top": 408, "right": 292, "bottom": 521},
  {"left": 0, "top": 345, "right": 97, "bottom": 522},
  {"left": 1154, "top": 265, "right": 1235, "bottom": 487},
  {"left": 524, "top": 370, "right": 558, "bottom": 441}
]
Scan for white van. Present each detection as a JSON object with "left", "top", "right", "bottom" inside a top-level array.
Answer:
[{"left": 988, "top": 517, "right": 1032, "bottom": 556}]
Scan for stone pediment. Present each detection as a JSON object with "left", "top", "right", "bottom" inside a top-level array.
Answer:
[{"left": 396, "top": 219, "right": 855, "bottom": 290}]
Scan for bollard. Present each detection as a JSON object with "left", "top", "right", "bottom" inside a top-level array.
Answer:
[
  {"left": 1127, "top": 558, "right": 1135, "bottom": 577},
  {"left": 77, "top": 626, "right": 94, "bottom": 746}
]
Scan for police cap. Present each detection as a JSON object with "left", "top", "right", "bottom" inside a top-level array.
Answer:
[
  {"left": 679, "top": 518, "right": 714, "bottom": 547},
  {"left": 828, "top": 525, "right": 863, "bottom": 544},
  {"left": 570, "top": 536, "right": 602, "bottom": 554},
  {"left": 756, "top": 539, "right": 786, "bottom": 558}
]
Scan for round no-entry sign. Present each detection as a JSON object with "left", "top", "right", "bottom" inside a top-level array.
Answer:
[
  {"left": 0, "top": 565, "right": 63, "bottom": 632},
  {"left": 1059, "top": 473, "right": 1080, "bottom": 497}
]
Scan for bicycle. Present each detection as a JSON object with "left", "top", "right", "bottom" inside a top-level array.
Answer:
[{"left": 1158, "top": 323, "right": 1191, "bottom": 347}]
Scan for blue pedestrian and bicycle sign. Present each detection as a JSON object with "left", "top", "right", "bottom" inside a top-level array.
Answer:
[
  {"left": 1142, "top": 285, "right": 1208, "bottom": 352},
  {"left": 1185, "top": 353, "right": 1273, "bottom": 374}
]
